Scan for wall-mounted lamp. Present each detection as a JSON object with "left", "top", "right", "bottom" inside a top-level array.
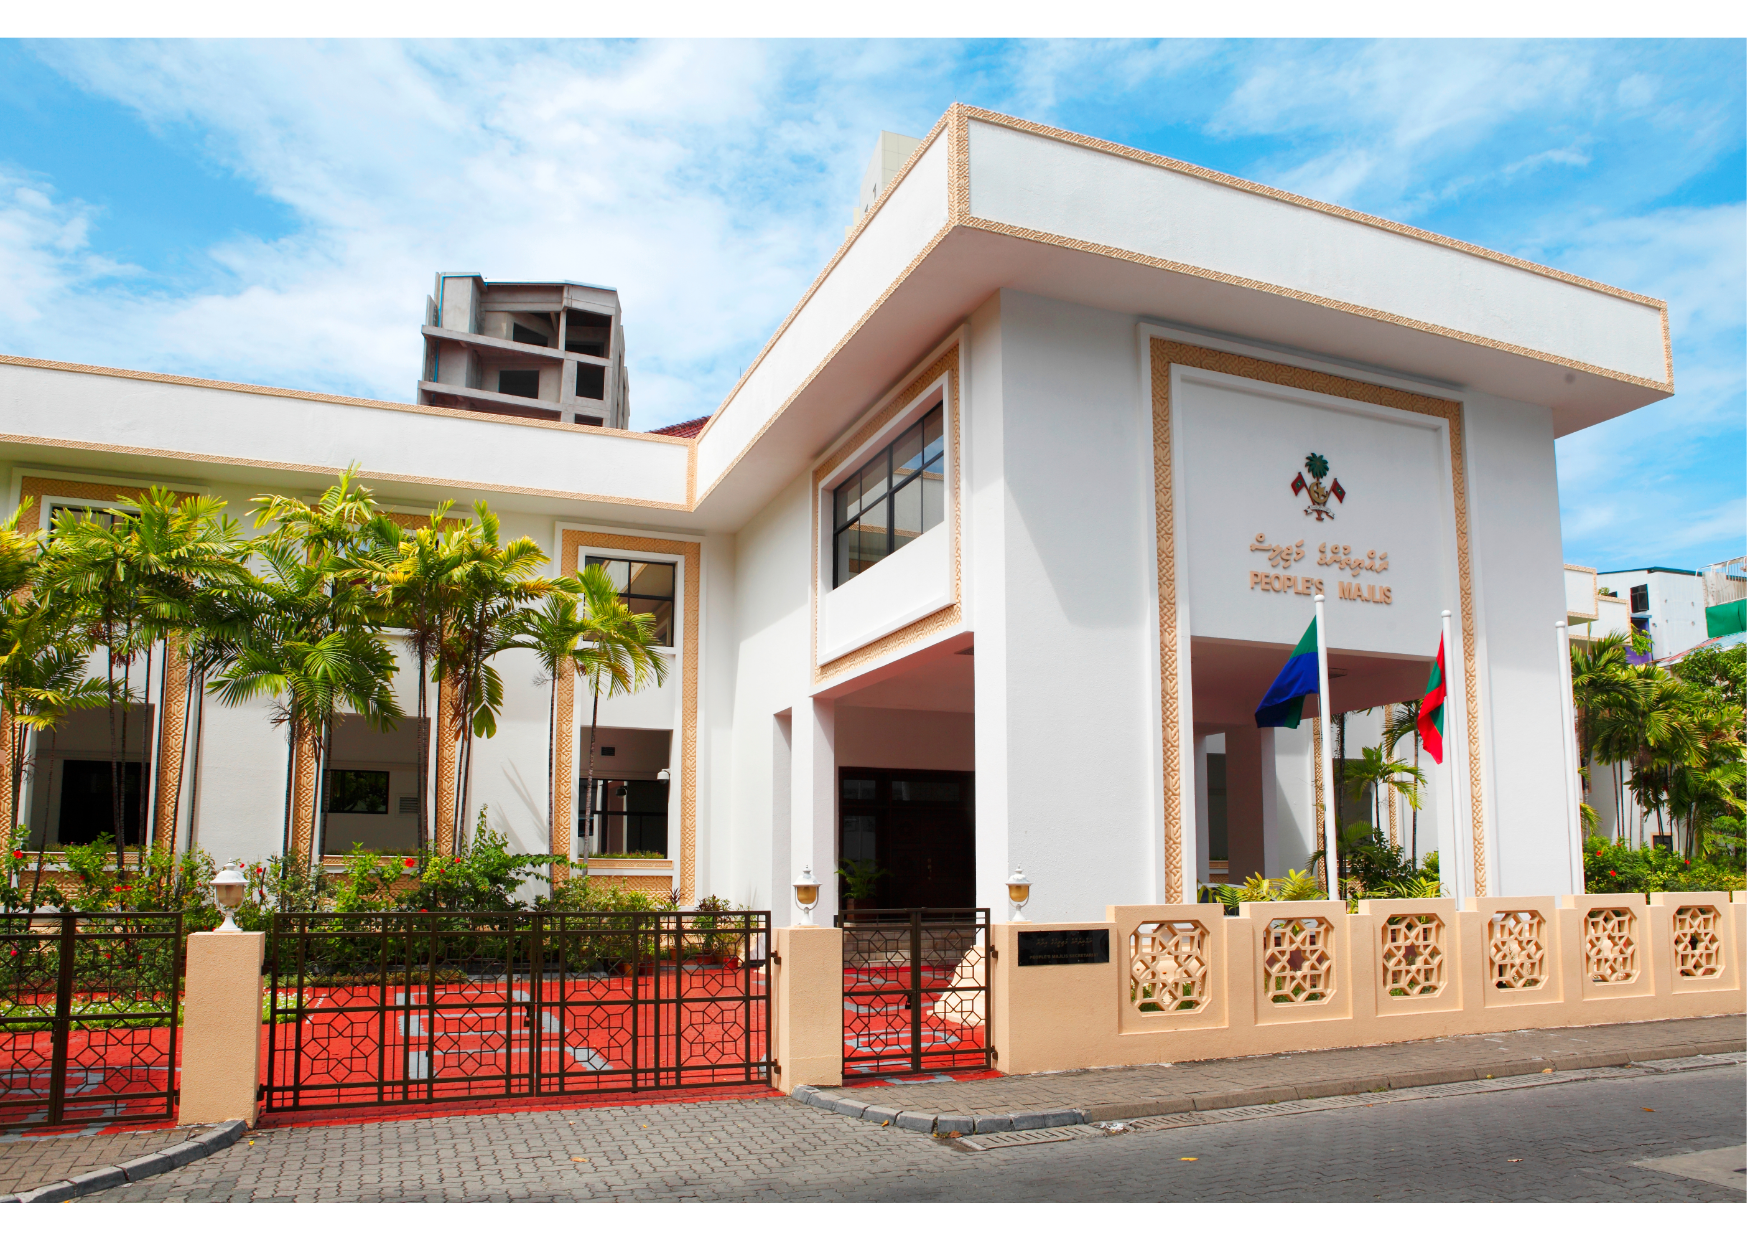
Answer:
[
  {"left": 656, "top": 768, "right": 671, "bottom": 782},
  {"left": 1006, "top": 867, "right": 1032, "bottom": 923},
  {"left": 793, "top": 865, "right": 820, "bottom": 926},
  {"left": 211, "top": 861, "right": 248, "bottom": 933}
]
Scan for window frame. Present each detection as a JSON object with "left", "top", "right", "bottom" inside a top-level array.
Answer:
[
  {"left": 575, "top": 547, "right": 684, "bottom": 654},
  {"left": 43, "top": 498, "right": 142, "bottom": 537},
  {"left": 821, "top": 378, "right": 951, "bottom": 591}
]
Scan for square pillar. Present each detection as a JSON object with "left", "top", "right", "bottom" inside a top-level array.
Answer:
[
  {"left": 789, "top": 696, "right": 836, "bottom": 926},
  {"left": 772, "top": 926, "right": 843, "bottom": 1091},
  {"left": 178, "top": 931, "right": 265, "bottom": 1126}
]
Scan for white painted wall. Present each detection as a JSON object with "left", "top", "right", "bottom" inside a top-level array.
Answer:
[
  {"left": 1596, "top": 568, "right": 1707, "bottom": 659},
  {"left": 973, "top": 290, "right": 1159, "bottom": 921},
  {"left": 965, "top": 119, "right": 1667, "bottom": 384}
]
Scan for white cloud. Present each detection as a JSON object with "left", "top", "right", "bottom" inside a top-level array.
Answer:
[{"left": 0, "top": 168, "right": 138, "bottom": 330}]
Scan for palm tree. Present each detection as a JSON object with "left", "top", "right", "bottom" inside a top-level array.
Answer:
[
  {"left": 504, "top": 584, "right": 592, "bottom": 865},
  {"left": 571, "top": 563, "right": 669, "bottom": 858},
  {"left": 1341, "top": 743, "right": 1426, "bottom": 841},
  {"left": 215, "top": 472, "right": 402, "bottom": 870},
  {"left": 436, "top": 504, "right": 552, "bottom": 848},
  {"left": 1381, "top": 699, "right": 1422, "bottom": 862},
  {"left": 40, "top": 488, "right": 249, "bottom": 875},
  {"left": 378, "top": 504, "right": 465, "bottom": 853}
]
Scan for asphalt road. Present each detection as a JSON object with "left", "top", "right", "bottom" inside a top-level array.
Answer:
[{"left": 83, "top": 1063, "right": 1745, "bottom": 1203}]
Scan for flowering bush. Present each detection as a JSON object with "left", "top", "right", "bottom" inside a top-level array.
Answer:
[{"left": 1584, "top": 836, "right": 1745, "bottom": 895}]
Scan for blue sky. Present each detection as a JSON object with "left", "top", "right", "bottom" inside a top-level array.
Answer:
[{"left": 0, "top": 39, "right": 1741, "bottom": 570}]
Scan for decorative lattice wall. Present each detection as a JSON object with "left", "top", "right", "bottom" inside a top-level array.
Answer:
[
  {"left": 1380, "top": 913, "right": 1445, "bottom": 998},
  {"left": 1262, "top": 917, "right": 1334, "bottom": 1004},
  {"left": 1672, "top": 905, "right": 1725, "bottom": 979},
  {"left": 1584, "top": 907, "right": 1639, "bottom": 984},
  {"left": 1129, "top": 920, "right": 1210, "bottom": 1014},
  {"left": 1486, "top": 911, "right": 1546, "bottom": 990}
]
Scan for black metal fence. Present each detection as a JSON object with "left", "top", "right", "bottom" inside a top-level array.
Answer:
[
  {"left": 836, "top": 908, "right": 990, "bottom": 1076},
  {"left": 264, "top": 910, "right": 769, "bottom": 1113},
  {"left": 0, "top": 912, "right": 183, "bottom": 1129}
]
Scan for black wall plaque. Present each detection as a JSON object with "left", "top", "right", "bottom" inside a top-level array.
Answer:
[{"left": 1017, "top": 929, "right": 1111, "bottom": 967}]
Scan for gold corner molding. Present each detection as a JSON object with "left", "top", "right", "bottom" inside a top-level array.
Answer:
[
  {"left": 560, "top": 528, "right": 701, "bottom": 904},
  {"left": 810, "top": 344, "right": 963, "bottom": 685},
  {"left": 1148, "top": 339, "right": 1487, "bottom": 901}
]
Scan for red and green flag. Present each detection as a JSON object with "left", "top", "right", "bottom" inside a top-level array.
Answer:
[{"left": 1418, "top": 636, "right": 1447, "bottom": 763}]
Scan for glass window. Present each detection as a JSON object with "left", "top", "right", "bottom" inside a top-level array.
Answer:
[
  {"left": 327, "top": 770, "right": 389, "bottom": 815},
  {"left": 584, "top": 556, "right": 677, "bottom": 647},
  {"left": 47, "top": 504, "right": 129, "bottom": 535},
  {"left": 830, "top": 399, "right": 946, "bottom": 587}
]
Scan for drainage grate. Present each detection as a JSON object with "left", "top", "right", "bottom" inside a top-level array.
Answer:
[{"left": 958, "top": 1126, "right": 1094, "bottom": 1151}]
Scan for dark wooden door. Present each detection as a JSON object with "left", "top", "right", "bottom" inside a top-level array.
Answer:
[{"left": 838, "top": 768, "right": 974, "bottom": 909}]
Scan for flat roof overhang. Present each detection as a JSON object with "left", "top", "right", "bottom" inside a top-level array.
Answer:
[{"left": 690, "top": 106, "right": 1672, "bottom": 533}]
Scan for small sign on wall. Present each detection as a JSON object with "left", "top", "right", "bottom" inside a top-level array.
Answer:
[{"left": 1017, "top": 929, "right": 1111, "bottom": 967}]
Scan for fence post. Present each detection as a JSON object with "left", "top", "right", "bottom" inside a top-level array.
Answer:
[
  {"left": 771, "top": 925, "right": 842, "bottom": 1093},
  {"left": 178, "top": 931, "right": 266, "bottom": 1126}
]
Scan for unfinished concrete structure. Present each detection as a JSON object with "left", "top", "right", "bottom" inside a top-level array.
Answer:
[{"left": 418, "top": 273, "right": 630, "bottom": 428}]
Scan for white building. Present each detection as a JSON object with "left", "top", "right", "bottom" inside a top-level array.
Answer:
[
  {"left": 1595, "top": 566, "right": 1708, "bottom": 661},
  {"left": 0, "top": 105, "right": 1675, "bottom": 916}
]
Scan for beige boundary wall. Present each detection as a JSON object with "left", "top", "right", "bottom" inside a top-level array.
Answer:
[
  {"left": 178, "top": 931, "right": 266, "bottom": 1126},
  {"left": 987, "top": 892, "right": 1745, "bottom": 1076}
]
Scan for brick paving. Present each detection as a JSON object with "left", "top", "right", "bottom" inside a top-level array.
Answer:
[
  {"left": 835, "top": 1014, "right": 1746, "bottom": 1120},
  {"left": 0, "top": 1124, "right": 203, "bottom": 1197},
  {"left": 76, "top": 1061, "right": 1745, "bottom": 1201}
]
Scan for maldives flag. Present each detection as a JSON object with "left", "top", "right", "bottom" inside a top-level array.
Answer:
[
  {"left": 1418, "top": 636, "right": 1447, "bottom": 763},
  {"left": 1255, "top": 617, "right": 1321, "bottom": 729}
]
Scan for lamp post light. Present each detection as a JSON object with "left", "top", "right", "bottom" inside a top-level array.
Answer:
[
  {"left": 1006, "top": 867, "right": 1032, "bottom": 923},
  {"left": 793, "top": 865, "right": 820, "bottom": 927},
  {"left": 211, "top": 861, "right": 248, "bottom": 933}
]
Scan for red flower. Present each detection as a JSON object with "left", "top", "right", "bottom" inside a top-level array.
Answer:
[
  {"left": 404, "top": 858, "right": 417, "bottom": 868},
  {"left": 114, "top": 884, "right": 131, "bottom": 891},
  {"left": 10, "top": 849, "right": 22, "bottom": 860},
  {"left": 1608, "top": 870, "right": 1617, "bottom": 877}
]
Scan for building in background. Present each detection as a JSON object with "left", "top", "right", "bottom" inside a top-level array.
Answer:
[
  {"left": 417, "top": 273, "right": 630, "bottom": 428},
  {"left": 847, "top": 131, "right": 922, "bottom": 236},
  {"left": 0, "top": 105, "right": 1681, "bottom": 913},
  {"left": 1597, "top": 566, "right": 1711, "bottom": 659}
]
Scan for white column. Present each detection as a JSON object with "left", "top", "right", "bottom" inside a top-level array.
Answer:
[
  {"left": 1556, "top": 622, "right": 1585, "bottom": 894},
  {"left": 789, "top": 696, "right": 836, "bottom": 926},
  {"left": 1438, "top": 610, "right": 1468, "bottom": 901}
]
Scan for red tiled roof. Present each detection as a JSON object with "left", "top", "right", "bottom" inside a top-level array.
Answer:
[{"left": 651, "top": 416, "right": 708, "bottom": 439}]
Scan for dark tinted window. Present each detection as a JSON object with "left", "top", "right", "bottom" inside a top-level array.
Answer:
[
  {"left": 831, "top": 400, "right": 945, "bottom": 587},
  {"left": 511, "top": 323, "right": 549, "bottom": 347},
  {"left": 327, "top": 769, "right": 389, "bottom": 815},
  {"left": 499, "top": 370, "right": 541, "bottom": 399},
  {"left": 576, "top": 364, "right": 606, "bottom": 400},
  {"left": 585, "top": 557, "right": 676, "bottom": 646}
]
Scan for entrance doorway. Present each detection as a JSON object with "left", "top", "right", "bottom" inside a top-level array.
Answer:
[{"left": 838, "top": 768, "right": 974, "bottom": 908}]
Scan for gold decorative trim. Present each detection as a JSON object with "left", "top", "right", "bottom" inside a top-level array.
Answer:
[
  {"left": 560, "top": 528, "right": 701, "bottom": 904},
  {"left": 957, "top": 107, "right": 1669, "bottom": 322},
  {"left": 292, "top": 725, "right": 318, "bottom": 861},
  {"left": 1150, "top": 338, "right": 1488, "bottom": 897},
  {"left": 435, "top": 676, "right": 458, "bottom": 855},
  {"left": 0, "top": 354, "right": 689, "bottom": 444},
  {"left": 551, "top": 653, "right": 575, "bottom": 885},
  {"left": 1150, "top": 343, "right": 1186, "bottom": 900},
  {"left": 153, "top": 646, "right": 189, "bottom": 852},
  {"left": 811, "top": 343, "right": 963, "bottom": 684},
  {"left": 975, "top": 210, "right": 1668, "bottom": 396},
  {"left": 1, "top": 429, "right": 689, "bottom": 514}
]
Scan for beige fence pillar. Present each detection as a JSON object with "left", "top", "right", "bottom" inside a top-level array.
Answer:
[
  {"left": 772, "top": 926, "right": 842, "bottom": 1093},
  {"left": 178, "top": 931, "right": 265, "bottom": 1127}
]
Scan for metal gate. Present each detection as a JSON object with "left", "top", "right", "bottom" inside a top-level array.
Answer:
[
  {"left": 0, "top": 912, "right": 183, "bottom": 1129},
  {"left": 837, "top": 908, "right": 990, "bottom": 1075},
  {"left": 264, "top": 910, "right": 770, "bottom": 1114}
]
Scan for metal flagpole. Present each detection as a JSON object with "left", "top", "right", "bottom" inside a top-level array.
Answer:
[
  {"left": 1440, "top": 609, "right": 1465, "bottom": 901},
  {"left": 1314, "top": 593, "right": 1339, "bottom": 899},
  {"left": 1556, "top": 622, "right": 1585, "bottom": 894}
]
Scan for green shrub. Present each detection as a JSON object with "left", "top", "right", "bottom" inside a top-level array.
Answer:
[{"left": 1584, "top": 836, "right": 1744, "bottom": 895}]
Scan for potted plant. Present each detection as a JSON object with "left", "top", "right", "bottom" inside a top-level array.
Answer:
[{"left": 837, "top": 860, "right": 886, "bottom": 913}]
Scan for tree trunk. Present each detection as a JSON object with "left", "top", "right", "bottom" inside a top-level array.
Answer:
[{"left": 584, "top": 681, "right": 602, "bottom": 857}]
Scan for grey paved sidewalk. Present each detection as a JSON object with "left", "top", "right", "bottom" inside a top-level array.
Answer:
[
  {"left": 833, "top": 1015, "right": 1746, "bottom": 1122},
  {"left": 0, "top": 1124, "right": 205, "bottom": 1197}
]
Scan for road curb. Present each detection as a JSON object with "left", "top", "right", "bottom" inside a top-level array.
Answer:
[
  {"left": 0, "top": 1120, "right": 248, "bottom": 1204},
  {"left": 792, "top": 1041, "right": 1747, "bottom": 1136}
]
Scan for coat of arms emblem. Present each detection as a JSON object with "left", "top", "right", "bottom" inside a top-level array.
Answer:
[{"left": 1292, "top": 452, "right": 1345, "bottom": 522}]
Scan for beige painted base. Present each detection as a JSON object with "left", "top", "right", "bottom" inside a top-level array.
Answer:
[
  {"left": 773, "top": 926, "right": 844, "bottom": 1092},
  {"left": 178, "top": 931, "right": 266, "bottom": 1127},
  {"left": 991, "top": 895, "right": 1746, "bottom": 1076}
]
